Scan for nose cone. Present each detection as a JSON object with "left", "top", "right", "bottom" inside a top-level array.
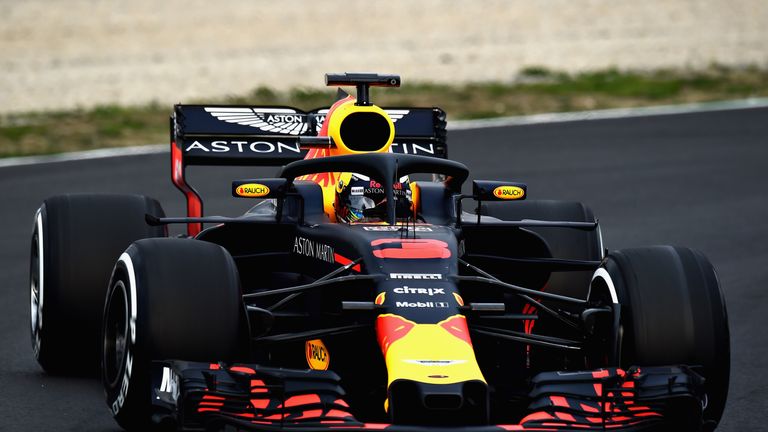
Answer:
[
  {"left": 376, "top": 314, "right": 483, "bottom": 386},
  {"left": 375, "top": 314, "right": 489, "bottom": 424}
]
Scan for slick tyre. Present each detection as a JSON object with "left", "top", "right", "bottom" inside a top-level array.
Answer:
[
  {"left": 102, "top": 238, "right": 247, "bottom": 431},
  {"left": 481, "top": 200, "right": 602, "bottom": 298},
  {"left": 30, "top": 194, "right": 166, "bottom": 375},
  {"left": 603, "top": 246, "right": 729, "bottom": 427}
]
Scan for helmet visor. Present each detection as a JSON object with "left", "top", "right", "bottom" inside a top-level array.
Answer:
[{"left": 347, "top": 195, "right": 377, "bottom": 221}]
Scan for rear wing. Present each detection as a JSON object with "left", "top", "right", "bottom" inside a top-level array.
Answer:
[{"left": 170, "top": 104, "right": 447, "bottom": 235}]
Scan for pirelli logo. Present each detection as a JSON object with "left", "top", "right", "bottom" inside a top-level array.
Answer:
[{"left": 390, "top": 273, "right": 442, "bottom": 280}]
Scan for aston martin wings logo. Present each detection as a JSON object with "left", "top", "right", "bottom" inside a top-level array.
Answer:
[
  {"left": 313, "top": 109, "right": 410, "bottom": 131},
  {"left": 204, "top": 107, "right": 309, "bottom": 135},
  {"left": 385, "top": 109, "right": 410, "bottom": 122}
]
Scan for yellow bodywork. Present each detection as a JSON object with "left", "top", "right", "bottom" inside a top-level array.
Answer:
[
  {"left": 382, "top": 315, "right": 486, "bottom": 387},
  {"left": 326, "top": 102, "right": 396, "bottom": 155}
]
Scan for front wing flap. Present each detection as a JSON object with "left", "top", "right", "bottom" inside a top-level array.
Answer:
[
  {"left": 151, "top": 361, "right": 704, "bottom": 431},
  {"left": 521, "top": 366, "right": 704, "bottom": 430}
]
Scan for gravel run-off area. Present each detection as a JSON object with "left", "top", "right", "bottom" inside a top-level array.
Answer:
[{"left": 1, "top": 0, "right": 767, "bottom": 114}]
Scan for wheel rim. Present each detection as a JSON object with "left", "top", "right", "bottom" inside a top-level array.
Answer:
[
  {"left": 30, "top": 210, "right": 44, "bottom": 357},
  {"left": 104, "top": 280, "right": 129, "bottom": 387}
]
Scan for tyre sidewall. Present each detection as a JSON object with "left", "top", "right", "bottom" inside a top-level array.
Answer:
[
  {"left": 30, "top": 206, "right": 49, "bottom": 366},
  {"left": 103, "top": 249, "right": 151, "bottom": 430}
]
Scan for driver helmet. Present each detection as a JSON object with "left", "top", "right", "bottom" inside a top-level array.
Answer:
[{"left": 335, "top": 173, "right": 413, "bottom": 223}]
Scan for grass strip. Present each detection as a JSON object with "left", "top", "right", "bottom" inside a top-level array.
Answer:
[{"left": 2, "top": 65, "right": 766, "bottom": 158}]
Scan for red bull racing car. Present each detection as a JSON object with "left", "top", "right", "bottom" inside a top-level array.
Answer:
[{"left": 30, "top": 73, "right": 729, "bottom": 431}]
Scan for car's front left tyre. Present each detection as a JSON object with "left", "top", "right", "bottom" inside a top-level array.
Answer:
[{"left": 602, "top": 246, "right": 729, "bottom": 430}]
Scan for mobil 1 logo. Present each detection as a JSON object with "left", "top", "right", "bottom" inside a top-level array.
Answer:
[{"left": 395, "top": 301, "right": 450, "bottom": 309}]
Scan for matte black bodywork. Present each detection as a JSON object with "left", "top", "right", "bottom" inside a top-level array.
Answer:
[{"left": 144, "top": 153, "right": 706, "bottom": 430}]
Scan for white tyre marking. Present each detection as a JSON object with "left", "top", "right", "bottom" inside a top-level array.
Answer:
[
  {"left": 112, "top": 252, "right": 138, "bottom": 415},
  {"left": 591, "top": 268, "right": 619, "bottom": 304},
  {"left": 119, "top": 252, "right": 138, "bottom": 344},
  {"left": 31, "top": 209, "right": 44, "bottom": 356}
]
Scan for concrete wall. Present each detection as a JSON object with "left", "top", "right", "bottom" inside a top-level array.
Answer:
[{"left": 1, "top": 0, "right": 766, "bottom": 113}]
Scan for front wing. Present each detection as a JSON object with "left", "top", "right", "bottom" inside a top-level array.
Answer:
[{"left": 151, "top": 361, "right": 704, "bottom": 431}]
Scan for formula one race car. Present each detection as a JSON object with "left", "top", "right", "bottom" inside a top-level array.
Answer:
[{"left": 30, "top": 73, "right": 729, "bottom": 431}]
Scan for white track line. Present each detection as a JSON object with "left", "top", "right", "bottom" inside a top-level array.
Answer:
[
  {"left": 447, "top": 97, "right": 768, "bottom": 130},
  {"left": 0, "top": 144, "right": 165, "bottom": 168},
  {"left": 2, "top": 98, "right": 767, "bottom": 169}
]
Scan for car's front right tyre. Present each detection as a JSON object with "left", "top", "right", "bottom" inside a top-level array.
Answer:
[
  {"left": 102, "top": 238, "right": 247, "bottom": 431},
  {"left": 31, "top": 194, "right": 166, "bottom": 375}
]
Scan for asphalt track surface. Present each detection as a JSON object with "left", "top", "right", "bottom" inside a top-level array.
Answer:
[{"left": 1, "top": 107, "right": 765, "bottom": 431}]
